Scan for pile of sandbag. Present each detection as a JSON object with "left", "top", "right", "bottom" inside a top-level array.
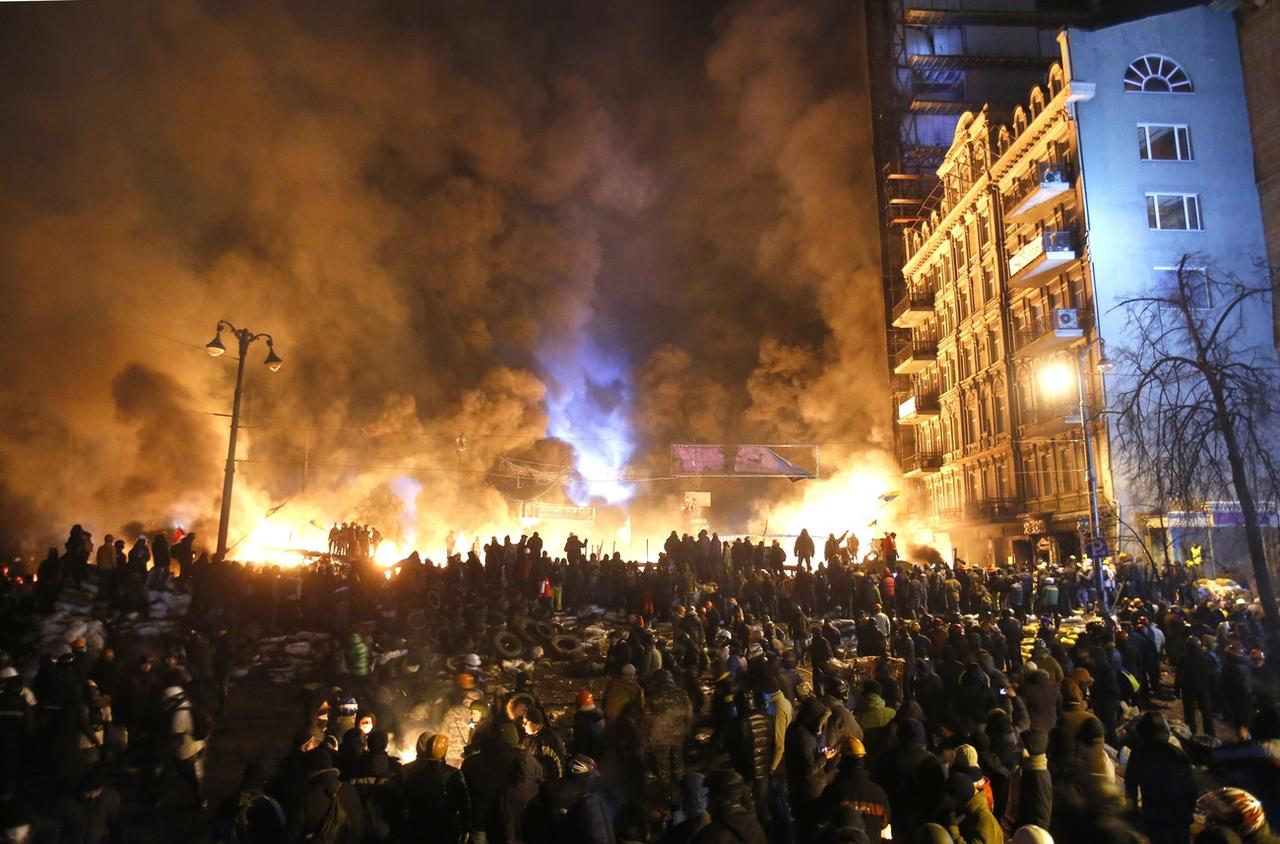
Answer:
[{"left": 37, "top": 610, "right": 107, "bottom": 658}]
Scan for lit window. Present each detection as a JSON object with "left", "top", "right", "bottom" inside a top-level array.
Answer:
[
  {"left": 1124, "top": 55, "right": 1193, "bottom": 93},
  {"left": 1154, "top": 266, "right": 1212, "bottom": 308},
  {"left": 1146, "top": 193, "right": 1202, "bottom": 230},
  {"left": 1137, "top": 124, "right": 1193, "bottom": 161}
]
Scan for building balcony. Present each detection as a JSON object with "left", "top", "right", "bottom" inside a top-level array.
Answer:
[
  {"left": 1014, "top": 309, "right": 1088, "bottom": 358},
  {"left": 891, "top": 292, "right": 935, "bottom": 328},
  {"left": 1008, "top": 230, "right": 1079, "bottom": 290},
  {"left": 1005, "top": 163, "right": 1073, "bottom": 224},
  {"left": 907, "top": 54, "right": 1057, "bottom": 72},
  {"left": 896, "top": 391, "right": 941, "bottom": 425},
  {"left": 902, "top": 451, "right": 943, "bottom": 478},
  {"left": 1019, "top": 402, "right": 1083, "bottom": 438},
  {"left": 969, "top": 497, "right": 1022, "bottom": 522},
  {"left": 893, "top": 340, "right": 939, "bottom": 375}
]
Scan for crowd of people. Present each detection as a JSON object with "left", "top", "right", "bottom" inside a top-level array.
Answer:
[{"left": 0, "top": 521, "right": 1277, "bottom": 844}]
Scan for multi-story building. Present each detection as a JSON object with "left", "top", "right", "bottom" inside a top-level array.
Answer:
[{"left": 893, "top": 4, "right": 1271, "bottom": 567}]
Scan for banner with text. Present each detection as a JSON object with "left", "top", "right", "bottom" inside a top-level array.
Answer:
[{"left": 519, "top": 502, "right": 596, "bottom": 522}]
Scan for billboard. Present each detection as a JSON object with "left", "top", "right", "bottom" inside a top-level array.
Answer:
[
  {"left": 670, "top": 444, "right": 817, "bottom": 479},
  {"left": 519, "top": 502, "right": 596, "bottom": 522}
]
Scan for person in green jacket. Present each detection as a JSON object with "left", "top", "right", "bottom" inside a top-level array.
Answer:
[
  {"left": 347, "top": 631, "right": 370, "bottom": 695},
  {"left": 945, "top": 772, "right": 1005, "bottom": 844}
]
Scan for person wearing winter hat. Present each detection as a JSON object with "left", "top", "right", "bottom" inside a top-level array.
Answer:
[
  {"left": 1012, "top": 824, "right": 1054, "bottom": 844},
  {"left": 953, "top": 744, "right": 994, "bottom": 811},
  {"left": 942, "top": 771, "right": 1002, "bottom": 844}
]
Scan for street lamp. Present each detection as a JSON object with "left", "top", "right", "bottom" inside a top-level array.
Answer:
[
  {"left": 206, "top": 320, "right": 283, "bottom": 561},
  {"left": 1038, "top": 343, "right": 1112, "bottom": 620}
]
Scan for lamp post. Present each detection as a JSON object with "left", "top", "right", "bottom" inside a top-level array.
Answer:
[
  {"left": 206, "top": 321, "right": 283, "bottom": 561},
  {"left": 1038, "top": 340, "right": 1114, "bottom": 619},
  {"left": 1077, "top": 341, "right": 1114, "bottom": 620}
]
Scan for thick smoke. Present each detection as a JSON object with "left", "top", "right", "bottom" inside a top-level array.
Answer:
[{"left": 0, "top": 0, "right": 889, "bottom": 557}]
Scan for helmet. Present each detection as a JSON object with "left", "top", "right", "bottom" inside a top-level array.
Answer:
[
  {"left": 456, "top": 673, "right": 476, "bottom": 690},
  {"left": 417, "top": 733, "right": 449, "bottom": 761},
  {"left": 575, "top": 690, "right": 595, "bottom": 708},
  {"left": 463, "top": 653, "right": 482, "bottom": 669},
  {"left": 568, "top": 754, "right": 598, "bottom": 776},
  {"left": 1197, "top": 787, "right": 1266, "bottom": 835},
  {"left": 828, "top": 679, "right": 851, "bottom": 701},
  {"left": 338, "top": 697, "right": 359, "bottom": 716},
  {"left": 840, "top": 737, "right": 866, "bottom": 757},
  {"left": 469, "top": 699, "right": 491, "bottom": 719}
]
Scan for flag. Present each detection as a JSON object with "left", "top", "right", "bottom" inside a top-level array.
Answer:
[{"left": 616, "top": 518, "right": 632, "bottom": 546}]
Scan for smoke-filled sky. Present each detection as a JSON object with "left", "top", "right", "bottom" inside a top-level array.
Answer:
[{"left": 0, "top": 0, "right": 890, "bottom": 556}]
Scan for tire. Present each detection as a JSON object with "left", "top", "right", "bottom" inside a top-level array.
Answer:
[
  {"left": 529, "top": 605, "right": 552, "bottom": 621},
  {"left": 493, "top": 631, "right": 523, "bottom": 659},
  {"left": 547, "top": 634, "right": 578, "bottom": 658},
  {"left": 406, "top": 609, "right": 428, "bottom": 632},
  {"left": 532, "top": 621, "right": 555, "bottom": 644},
  {"left": 510, "top": 617, "right": 538, "bottom": 645},
  {"left": 424, "top": 589, "right": 443, "bottom": 611}
]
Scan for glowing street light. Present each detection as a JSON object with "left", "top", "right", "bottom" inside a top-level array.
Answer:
[
  {"left": 1037, "top": 344, "right": 1113, "bottom": 619},
  {"left": 208, "top": 320, "right": 284, "bottom": 561}
]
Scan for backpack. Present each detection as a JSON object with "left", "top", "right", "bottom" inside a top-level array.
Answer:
[{"left": 315, "top": 782, "right": 349, "bottom": 844}]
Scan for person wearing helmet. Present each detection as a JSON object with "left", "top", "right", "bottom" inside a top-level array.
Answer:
[
  {"left": 1177, "top": 637, "right": 1216, "bottom": 736},
  {"left": 816, "top": 736, "right": 886, "bottom": 840},
  {"left": 540, "top": 755, "right": 613, "bottom": 844},
  {"left": 403, "top": 733, "right": 470, "bottom": 843},
  {"left": 570, "top": 690, "right": 605, "bottom": 761},
  {"left": 1197, "top": 788, "right": 1278, "bottom": 843},
  {"left": 450, "top": 698, "right": 492, "bottom": 762},
  {"left": 820, "top": 678, "right": 863, "bottom": 752}
]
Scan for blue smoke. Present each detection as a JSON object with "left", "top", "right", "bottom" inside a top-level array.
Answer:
[{"left": 542, "top": 337, "right": 635, "bottom": 504}]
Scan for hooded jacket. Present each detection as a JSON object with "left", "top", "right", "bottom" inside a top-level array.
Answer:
[
  {"left": 288, "top": 768, "right": 366, "bottom": 843},
  {"left": 950, "top": 787, "right": 1004, "bottom": 844},
  {"left": 646, "top": 671, "right": 694, "bottom": 749},
  {"left": 402, "top": 758, "right": 470, "bottom": 844},
  {"left": 786, "top": 699, "right": 836, "bottom": 812}
]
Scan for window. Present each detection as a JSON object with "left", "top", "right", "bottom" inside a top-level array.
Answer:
[
  {"left": 1138, "top": 124, "right": 1193, "bottom": 161},
  {"left": 1154, "top": 265, "right": 1212, "bottom": 308},
  {"left": 1146, "top": 193, "right": 1202, "bottom": 230},
  {"left": 1124, "top": 54, "right": 1193, "bottom": 93}
]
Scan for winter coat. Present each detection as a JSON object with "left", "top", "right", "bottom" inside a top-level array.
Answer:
[
  {"left": 1020, "top": 671, "right": 1060, "bottom": 733},
  {"left": 1002, "top": 755, "right": 1051, "bottom": 833},
  {"left": 541, "top": 776, "right": 615, "bottom": 844},
  {"left": 288, "top": 769, "right": 366, "bottom": 844},
  {"left": 571, "top": 706, "right": 606, "bottom": 760},
  {"left": 440, "top": 704, "right": 474, "bottom": 766},
  {"left": 854, "top": 694, "right": 895, "bottom": 732},
  {"left": 602, "top": 676, "right": 643, "bottom": 724},
  {"left": 347, "top": 635, "right": 370, "bottom": 679},
  {"left": 727, "top": 710, "right": 772, "bottom": 782},
  {"left": 402, "top": 759, "right": 470, "bottom": 844},
  {"left": 1124, "top": 738, "right": 1194, "bottom": 834},
  {"left": 692, "top": 805, "right": 768, "bottom": 844},
  {"left": 786, "top": 698, "right": 836, "bottom": 812},
  {"left": 461, "top": 744, "right": 520, "bottom": 834},
  {"left": 645, "top": 675, "right": 694, "bottom": 749},
  {"left": 950, "top": 789, "right": 1004, "bottom": 844},
  {"left": 818, "top": 761, "right": 891, "bottom": 840}
]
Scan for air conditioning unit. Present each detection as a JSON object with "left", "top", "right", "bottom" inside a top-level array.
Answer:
[{"left": 1054, "top": 308, "right": 1080, "bottom": 331}]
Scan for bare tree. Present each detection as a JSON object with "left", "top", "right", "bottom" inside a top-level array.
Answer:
[{"left": 1109, "top": 254, "right": 1280, "bottom": 638}]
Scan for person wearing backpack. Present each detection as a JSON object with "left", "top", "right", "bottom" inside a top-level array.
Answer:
[
  {"left": 163, "top": 684, "right": 208, "bottom": 808},
  {"left": 214, "top": 761, "right": 286, "bottom": 844},
  {"left": 289, "top": 748, "right": 365, "bottom": 844}
]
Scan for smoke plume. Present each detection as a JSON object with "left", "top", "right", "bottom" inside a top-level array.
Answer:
[{"left": 0, "top": 0, "right": 889, "bottom": 558}]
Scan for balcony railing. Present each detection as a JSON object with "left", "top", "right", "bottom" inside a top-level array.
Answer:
[
  {"left": 902, "top": 451, "right": 943, "bottom": 477},
  {"left": 969, "top": 497, "right": 1022, "bottom": 521},
  {"left": 896, "top": 390, "right": 941, "bottom": 424},
  {"left": 1008, "top": 229, "right": 1078, "bottom": 289},
  {"left": 1006, "top": 162, "right": 1073, "bottom": 222},
  {"left": 1014, "top": 309, "right": 1089, "bottom": 357},
  {"left": 890, "top": 291, "right": 936, "bottom": 328},
  {"left": 892, "top": 340, "right": 939, "bottom": 374}
]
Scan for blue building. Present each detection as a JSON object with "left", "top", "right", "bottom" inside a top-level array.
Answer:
[{"left": 892, "top": 4, "right": 1276, "bottom": 573}]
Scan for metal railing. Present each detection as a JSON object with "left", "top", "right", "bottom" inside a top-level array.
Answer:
[
  {"left": 1007, "top": 161, "right": 1072, "bottom": 212},
  {"left": 902, "top": 451, "right": 943, "bottom": 474},
  {"left": 893, "top": 340, "right": 939, "bottom": 367},
  {"left": 1013, "top": 308, "right": 1090, "bottom": 351}
]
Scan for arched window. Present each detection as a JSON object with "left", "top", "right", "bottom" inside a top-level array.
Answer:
[
  {"left": 1124, "top": 54, "right": 1193, "bottom": 93},
  {"left": 1012, "top": 106, "right": 1028, "bottom": 138},
  {"left": 1047, "top": 64, "right": 1065, "bottom": 97},
  {"left": 1029, "top": 86, "right": 1046, "bottom": 118}
]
